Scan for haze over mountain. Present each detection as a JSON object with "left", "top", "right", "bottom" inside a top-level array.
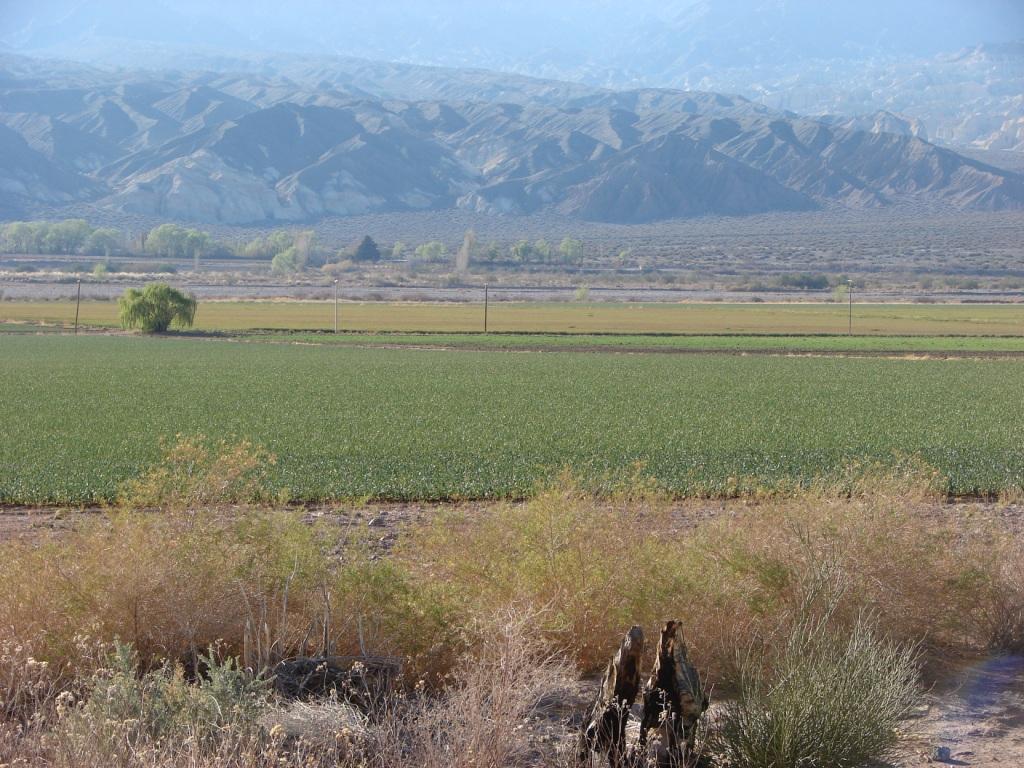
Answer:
[
  {"left": 1, "top": 55, "right": 1022, "bottom": 225},
  {"left": 1, "top": 3, "right": 1022, "bottom": 224},
  {"left": 5, "top": 1, "right": 1020, "bottom": 66},
  {"left": 3, "top": 0, "right": 1022, "bottom": 153}
]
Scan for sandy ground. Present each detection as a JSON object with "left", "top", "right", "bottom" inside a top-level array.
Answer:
[{"left": 893, "top": 655, "right": 1024, "bottom": 767}]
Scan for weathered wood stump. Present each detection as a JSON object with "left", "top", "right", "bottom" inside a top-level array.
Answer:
[
  {"left": 636, "top": 621, "right": 709, "bottom": 768},
  {"left": 577, "top": 625, "right": 645, "bottom": 767}
]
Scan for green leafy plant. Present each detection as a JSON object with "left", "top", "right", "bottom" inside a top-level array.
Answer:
[
  {"left": 711, "top": 612, "right": 921, "bottom": 768},
  {"left": 58, "top": 642, "right": 269, "bottom": 759},
  {"left": 118, "top": 283, "right": 197, "bottom": 333}
]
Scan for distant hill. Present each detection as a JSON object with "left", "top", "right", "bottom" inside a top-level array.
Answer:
[
  {"left": 4, "top": 1, "right": 1022, "bottom": 154},
  {"left": 1, "top": 56, "right": 1023, "bottom": 224}
]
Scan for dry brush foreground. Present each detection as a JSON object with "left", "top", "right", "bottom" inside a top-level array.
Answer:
[{"left": 0, "top": 440, "right": 1022, "bottom": 766}]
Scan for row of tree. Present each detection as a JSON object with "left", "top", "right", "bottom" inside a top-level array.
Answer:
[
  {"left": 384, "top": 234, "right": 585, "bottom": 267},
  {"left": 0, "top": 220, "right": 124, "bottom": 257},
  {"left": 145, "top": 224, "right": 213, "bottom": 267},
  {"left": 0, "top": 220, "right": 223, "bottom": 264},
  {"left": 280, "top": 231, "right": 585, "bottom": 274},
  {"left": 0, "top": 220, "right": 590, "bottom": 272}
]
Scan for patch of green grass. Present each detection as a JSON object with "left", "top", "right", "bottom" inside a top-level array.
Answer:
[{"left": 1, "top": 336, "right": 1023, "bottom": 503}]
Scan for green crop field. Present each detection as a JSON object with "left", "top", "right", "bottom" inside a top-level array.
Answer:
[
  {"left": 4, "top": 299, "right": 1024, "bottom": 335},
  {"left": 2, "top": 335, "right": 1023, "bottom": 503}
]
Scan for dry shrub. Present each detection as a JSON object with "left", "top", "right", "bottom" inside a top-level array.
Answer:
[
  {"left": 401, "top": 472, "right": 682, "bottom": 670},
  {"left": 356, "top": 610, "right": 574, "bottom": 768},
  {"left": 56, "top": 643, "right": 269, "bottom": 763},
  {"left": 0, "top": 508, "right": 339, "bottom": 675},
  {"left": 328, "top": 555, "right": 459, "bottom": 680},
  {"left": 1, "top": 450, "right": 1020, "bottom": 766},
  {"left": 261, "top": 700, "right": 364, "bottom": 758},
  {"left": 0, "top": 621, "right": 572, "bottom": 768},
  {"left": 808, "top": 453, "right": 948, "bottom": 502},
  {"left": 3, "top": 717, "right": 318, "bottom": 768},
  {"left": 687, "top": 499, "right": 1024, "bottom": 665},
  {"left": 119, "top": 434, "right": 278, "bottom": 510},
  {"left": 0, "top": 635, "right": 64, "bottom": 726},
  {"left": 955, "top": 531, "right": 1024, "bottom": 652},
  {"left": 0, "top": 435, "right": 455, "bottom": 687},
  {"left": 0, "top": 643, "right": 366, "bottom": 768},
  {"left": 399, "top": 473, "right": 1023, "bottom": 677}
]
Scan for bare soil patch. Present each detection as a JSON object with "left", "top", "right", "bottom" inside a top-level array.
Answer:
[
  {"left": 4, "top": 497, "right": 1020, "bottom": 542},
  {"left": 891, "top": 654, "right": 1024, "bottom": 767}
]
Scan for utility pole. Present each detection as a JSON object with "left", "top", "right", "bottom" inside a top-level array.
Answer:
[
  {"left": 484, "top": 284, "right": 489, "bottom": 333},
  {"left": 848, "top": 279, "right": 853, "bottom": 336},
  {"left": 334, "top": 280, "right": 339, "bottom": 334},
  {"left": 74, "top": 279, "right": 82, "bottom": 335}
]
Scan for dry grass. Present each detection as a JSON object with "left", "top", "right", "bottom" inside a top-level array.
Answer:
[
  {"left": 0, "top": 506, "right": 342, "bottom": 687},
  {"left": 0, "top": 443, "right": 1021, "bottom": 766},
  {"left": 6, "top": 298, "right": 1024, "bottom": 335},
  {"left": 356, "top": 610, "right": 574, "bottom": 768},
  {"left": 118, "top": 434, "right": 280, "bottom": 510},
  {"left": 0, "top": 613, "right": 572, "bottom": 768},
  {"left": 399, "top": 472, "right": 680, "bottom": 670},
  {"left": 400, "top": 472, "right": 1024, "bottom": 677}
]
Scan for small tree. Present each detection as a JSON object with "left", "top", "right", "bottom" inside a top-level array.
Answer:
[
  {"left": 119, "top": 283, "right": 197, "bottom": 333},
  {"left": 84, "top": 227, "right": 123, "bottom": 257},
  {"left": 455, "top": 229, "right": 476, "bottom": 272},
  {"left": 352, "top": 236, "right": 381, "bottom": 263},
  {"left": 44, "top": 219, "right": 92, "bottom": 254},
  {"left": 533, "top": 238, "right": 551, "bottom": 262},
  {"left": 184, "top": 229, "right": 211, "bottom": 270},
  {"left": 414, "top": 241, "right": 447, "bottom": 262},
  {"left": 146, "top": 224, "right": 185, "bottom": 258},
  {"left": 293, "top": 230, "right": 315, "bottom": 266},
  {"left": 271, "top": 247, "right": 303, "bottom": 275},
  {"left": 559, "top": 237, "right": 584, "bottom": 265},
  {"left": 510, "top": 240, "right": 538, "bottom": 263}
]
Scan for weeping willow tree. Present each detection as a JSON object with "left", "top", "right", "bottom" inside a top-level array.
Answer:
[{"left": 118, "top": 283, "right": 197, "bottom": 333}]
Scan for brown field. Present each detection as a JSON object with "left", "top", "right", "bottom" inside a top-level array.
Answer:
[{"left": 4, "top": 298, "right": 1024, "bottom": 335}]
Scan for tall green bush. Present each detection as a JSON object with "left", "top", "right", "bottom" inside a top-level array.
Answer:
[
  {"left": 711, "top": 612, "right": 921, "bottom": 768},
  {"left": 118, "top": 283, "right": 197, "bottom": 333}
]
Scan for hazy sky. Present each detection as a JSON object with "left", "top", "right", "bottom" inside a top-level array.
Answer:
[{"left": 2, "top": 0, "right": 1022, "bottom": 77}]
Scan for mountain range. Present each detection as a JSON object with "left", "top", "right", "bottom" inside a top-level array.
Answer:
[
  {"left": 1, "top": 54, "right": 1023, "bottom": 224},
  {"left": 4, "top": 1, "right": 1022, "bottom": 153}
]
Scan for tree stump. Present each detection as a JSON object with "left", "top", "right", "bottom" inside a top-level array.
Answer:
[
  {"left": 636, "top": 621, "right": 709, "bottom": 768},
  {"left": 577, "top": 625, "right": 645, "bottom": 767}
]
